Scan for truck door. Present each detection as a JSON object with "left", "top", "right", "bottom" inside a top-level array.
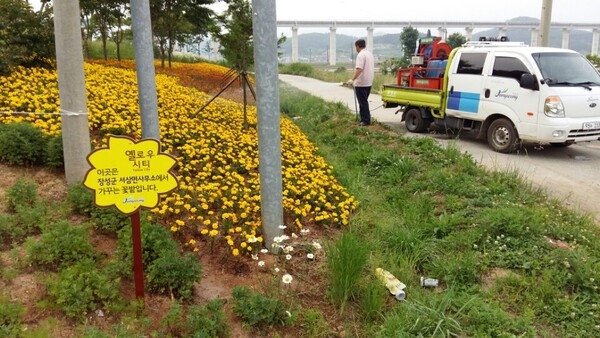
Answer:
[
  {"left": 446, "top": 52, "right": 488, "bottom": 119},
  {"left": 481, "top": 53, "right": 540, "bottom": 138}
]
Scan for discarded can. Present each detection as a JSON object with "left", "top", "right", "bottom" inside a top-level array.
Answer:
[
  {"left": 375, "top": 268, "right": 406, "bottom": 301},
  {"left": 420, "top": 276, "right": 439, "bottom": 287}
]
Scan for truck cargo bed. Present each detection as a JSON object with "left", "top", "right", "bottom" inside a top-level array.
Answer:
[{"left": 381, "top": 84, "right": 444, "bottom": 110}]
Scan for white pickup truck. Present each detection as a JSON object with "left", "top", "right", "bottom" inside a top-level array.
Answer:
[{"left": 382, "top": 40, "right": 600, "bottom": 153}]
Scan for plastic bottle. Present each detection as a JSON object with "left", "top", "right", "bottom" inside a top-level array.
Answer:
[{"left": 375, "top": 268, "right": 406, "bottom": 301}]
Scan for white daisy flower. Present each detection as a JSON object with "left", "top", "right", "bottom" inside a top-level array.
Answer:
[{"left": 282, "top": 274, "right": 293, "bottom": 284}]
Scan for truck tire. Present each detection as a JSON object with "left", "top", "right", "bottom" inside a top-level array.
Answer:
[
  {"left": 487, "top": 118, "right": 520, "bottom": 153},
  {"left": 404, "top": 108, "right": 429, "bottom": 133}
]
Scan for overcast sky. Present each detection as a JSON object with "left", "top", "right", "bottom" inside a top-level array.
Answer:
[
  {"left": 260, "top": 0, "right": 600, "bottom": 22},
  {"left": 209, "top": 0, "right": 600, "bottom": 36},
  {"left": 30, "top": 1, "right": 600, "bottom": 37}
]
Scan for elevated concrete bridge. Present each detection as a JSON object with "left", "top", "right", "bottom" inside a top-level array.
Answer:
[{"left": 277, "top": 20, "right": 600, "bottom": 65}]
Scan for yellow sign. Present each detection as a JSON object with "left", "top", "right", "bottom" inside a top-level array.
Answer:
[{"left": 83, "top": 135, "right": 178, "bottom": 215}]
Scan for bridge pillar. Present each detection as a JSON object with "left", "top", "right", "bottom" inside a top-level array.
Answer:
[
  {"left": 561, "top": 28, "right": 570, "bottom": 49},
  {"left": 211, "top": 41, "right": 220, "bottom": 60},
  {"left": 329, "top": 27, "right": 337, "bottom": 66},
  {"left": 592, "top": 29, "right": 600, "bottom": 55},
  {"left": 367, "top": 26, "right": 374, "bottom": 52},
  {"left": 530, "top": 28, "right": 539, "bottom": 47},
  {"left": 437, "top": 27, "right": 447, "bottom": 40},
  {"left": 465, "top": 27, "right": 473, "bottom": 41},
  {"left": 498, "top": 27, "right": 507, "bottom": 39},
  {"left": 291, "top": 26, "right": 299, "bottom": 62}
]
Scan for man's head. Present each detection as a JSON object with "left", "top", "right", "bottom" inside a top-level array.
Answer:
[{"left": 355, "top": 39, "right": 366, "bottom": 50}]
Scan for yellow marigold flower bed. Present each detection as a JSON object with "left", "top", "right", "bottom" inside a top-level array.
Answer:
[{"left": 0, "top": 61, "right": 358, "bottom": 255}]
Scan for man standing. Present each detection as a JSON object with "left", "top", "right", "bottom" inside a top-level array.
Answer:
[{"left": 348, "top": 39, "right": 375, "bottom": 126}]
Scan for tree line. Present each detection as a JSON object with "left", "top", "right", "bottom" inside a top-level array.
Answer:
[{"left": 0, "top": 0, "right": 256, "bottom": 74}]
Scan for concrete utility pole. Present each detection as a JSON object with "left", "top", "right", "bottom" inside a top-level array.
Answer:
[
  {"left": 53, "top": 0, "right": 91, "bottom": 185},
  {"left": 252, "top": 0, "right": 284, "bottom": 249},
  {"left": 539, "top": 0, "right": 553, "bottom": 47},
  {"left": 130, "top": 0, "right": 160, "bottom": 139}
]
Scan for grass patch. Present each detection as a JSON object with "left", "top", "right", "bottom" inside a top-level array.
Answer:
[{"left": 279, "top": 81, "right": 600, "bottom": 336}]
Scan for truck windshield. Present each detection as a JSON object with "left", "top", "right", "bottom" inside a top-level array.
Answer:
[{"left": 533, "top": 52, "right": 600, "bottom": 87}]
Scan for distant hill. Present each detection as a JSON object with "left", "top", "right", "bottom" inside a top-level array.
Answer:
[{"left": 278, "top": 16, "right": 595, "bottom": 64}]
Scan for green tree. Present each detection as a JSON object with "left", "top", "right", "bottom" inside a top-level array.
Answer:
[
  {"left": 92, "top": 0, "right": 128, "bottom": 60},
  {"left": 446, "top": 32, "right": 467, "bottom": 49},
  {"left": 150, "top": 0, "right": 214, "bottom": 68},
  {"left": 587, "top": 54, "right": 600, "bottom": 68},
  {"left": 210, "top": 0, "right": 253, "bottom": 71},
  {"left": 108, "top": 0, "right": 131, "bottom": 61},
  {"left": 0, "top": 0, "right": 55, "bottom": 74},
  {"left": 399, "top": 26, "right": 420, "bottom": 66},
  {"left": 79, "top": 0, "right": 99, "bottom": 58}
]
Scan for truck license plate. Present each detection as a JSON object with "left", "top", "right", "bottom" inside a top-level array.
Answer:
[{"left": 582, "top": 121, "right": 600, "bottom": 130}]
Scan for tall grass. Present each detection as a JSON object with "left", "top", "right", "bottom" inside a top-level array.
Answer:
[{"left": 325, "top": 232, "right": 369, "bottom": 314}]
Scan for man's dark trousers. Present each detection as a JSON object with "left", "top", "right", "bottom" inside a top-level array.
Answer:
[{"left": 355, "top": 86, "right": 371, "bottom": 125}]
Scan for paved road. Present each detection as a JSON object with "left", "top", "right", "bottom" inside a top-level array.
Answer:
[{"left": 279, "top": 74, "right": 600, "bottom": 223}]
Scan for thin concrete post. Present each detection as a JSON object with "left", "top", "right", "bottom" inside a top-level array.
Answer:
[
  {"left": 53, "top": 0, "right": 91, "bottom": 185},
  {"left": 130, "top": 0, "right": 160, "bottom": 139},
  {"left": 539, "top": 0, "right": 553, "bottom": 47},
  {"left": 252, "top": 0, "right": 283, "bottom": 250}
]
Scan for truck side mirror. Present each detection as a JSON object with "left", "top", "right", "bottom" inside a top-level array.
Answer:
[{"left": 520, "top": 73, "right": 539, "bottom": 91}]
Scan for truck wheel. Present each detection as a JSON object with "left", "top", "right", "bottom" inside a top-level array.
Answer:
[
  {"left": 405, "top": 108, "right": 428, "bottom": 133},
  {"left": 487, "top": 118, "right": 520, "bottom": 153}
]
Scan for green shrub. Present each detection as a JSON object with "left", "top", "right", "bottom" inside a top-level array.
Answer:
[
  {"left": 231, "top": 285, "right": 289, "bottom": 329},
  {"left": 47, "top": 259, "right": 120, "bottom": 319},
  {"left": 115, "top": 220, "right": 178, "bottom": 272},
  {"left": 279, "top": 62, "right": 314, "bottom": 77},
  {"left": 299, "top": 309, "right": 333, "bottom": 338},
  {"left": 0, "top": 214, "right": 21, "bottom": 249},
  {"left": 66, "top": 184, "right": 128, "bottom": 233},
  {"left": 185, "top": 299, "right": 229, "bottom": 337},
  {"left": 147, "top": 251, "right": 202, "bottom": 300},
  {"left": 66, "top": 183, "right": 94, "bottom": 216},
  {"left": 160, "top": 299, "right": 229, "bottom": 337},
  {"left": 0, "top": 122, "right": 46, "bottom": 166},
  {"left": 0, "top": 297, "right": 25, "bottom": 338},
  {"left": 5, "top": 179, "right": 38, "bottom": 212},
  {"left": 27, "top": 220, "right": 97, "bottom": 269},
  {"left": 90, "top": 207, "right": 130, "bottom": 234},
  {"left": 0, "top": 205, "right": 46, "bottom": 248},
  {"left": 44, "top": 134, "right": 64, "bottom": 168},
  {"left": 379, "top": 57, "right": 404, "bottom": 75}
]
